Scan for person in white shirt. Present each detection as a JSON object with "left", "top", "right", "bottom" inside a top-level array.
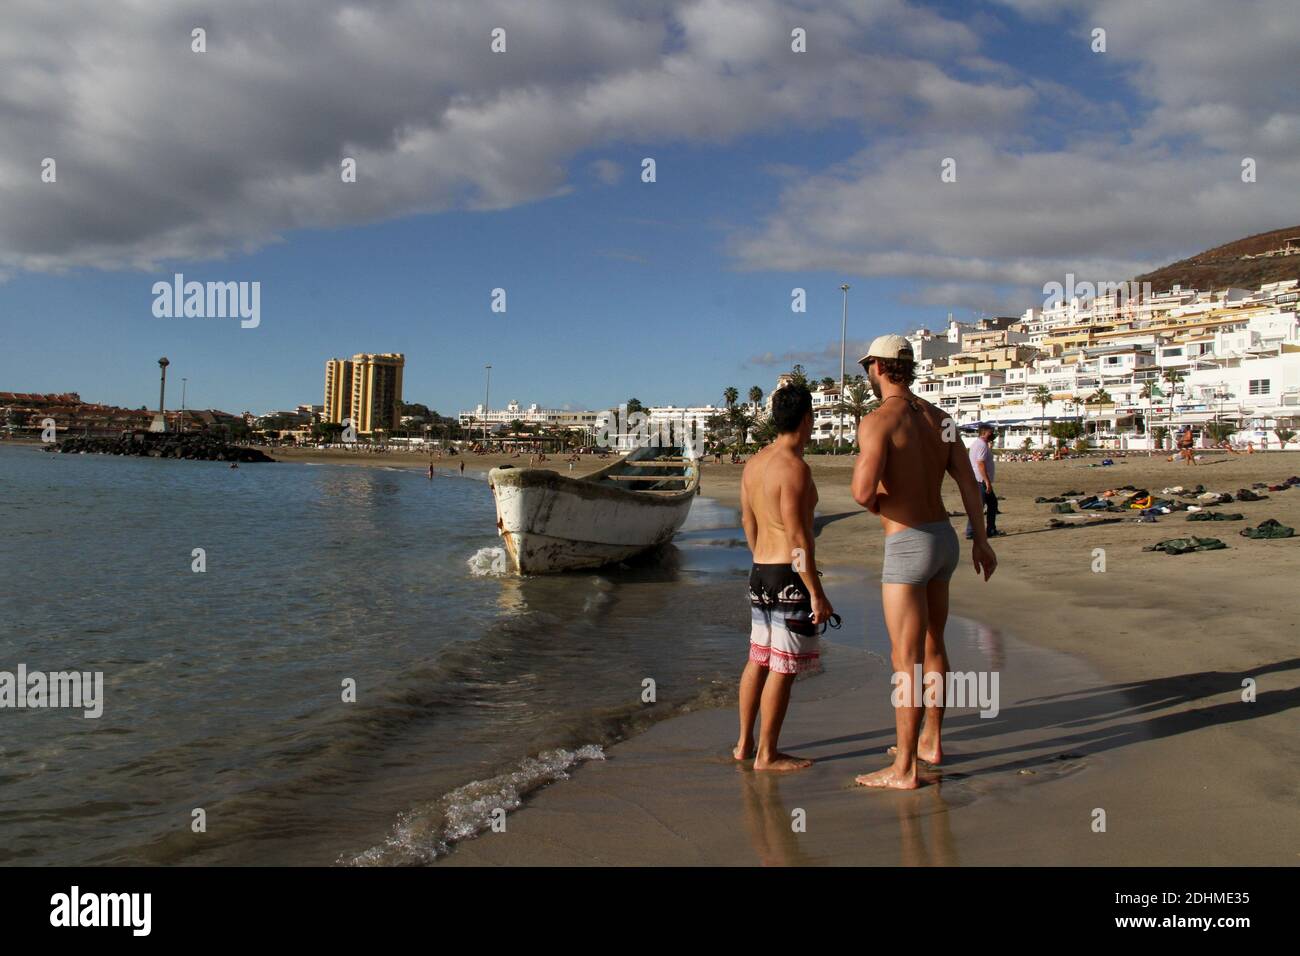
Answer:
[{"left": 965, "top": 423, "right": 1000, "bottom": 539}]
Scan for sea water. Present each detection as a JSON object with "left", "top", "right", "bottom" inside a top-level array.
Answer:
[{"left": 0, "top": 444, "right": 767, "bottom": 864}]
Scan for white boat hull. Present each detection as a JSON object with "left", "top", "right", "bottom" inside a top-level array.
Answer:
[{"left": 488, "top": 460, "right": 698, "bottom": 573}]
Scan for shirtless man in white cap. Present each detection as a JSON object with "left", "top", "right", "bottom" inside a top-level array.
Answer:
[{"left": 850, "top": 334, "right": 997, "bottom": 790}]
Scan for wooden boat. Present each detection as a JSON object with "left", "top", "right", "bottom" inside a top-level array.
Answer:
[{"left": 488, "top": 448, "right": 700, "bottom": 573}]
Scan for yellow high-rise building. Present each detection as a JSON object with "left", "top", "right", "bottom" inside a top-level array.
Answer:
[
  {"left": 323, "top": 359, "right": 354, "bottom": 424},
  {"left": 322, "top": 352, "right": 404, "bottom": 434}
]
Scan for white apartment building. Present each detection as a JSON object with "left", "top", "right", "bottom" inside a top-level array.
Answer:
[
  {"left": 459, "top": 399, "right": 608, "bottom": 438},
  {"left": 912, "top": 285, "right": 1300, "bottom": 451},
  {"left": 592, "top": 403, "right": 727, "bottom": 452}
]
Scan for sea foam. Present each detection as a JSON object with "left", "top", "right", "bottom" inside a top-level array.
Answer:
[
  {"left": 467, "top": 546, "right": 508, "bottom": 576},
  {"left": 342, "top": 745, "right": 606, "bottom": 865}
]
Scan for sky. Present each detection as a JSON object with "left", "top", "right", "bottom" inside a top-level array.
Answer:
[{"left": 0, "top": 0, "right": 1296, "bottom": 416}]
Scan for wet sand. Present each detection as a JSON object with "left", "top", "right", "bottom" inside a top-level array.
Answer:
[{"left": 278, "top": 446, "right": 1300, "bottom": 864}]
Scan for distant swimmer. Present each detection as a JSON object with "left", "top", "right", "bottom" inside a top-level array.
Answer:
[
  {"left": 229, "top": 462, "right": 239, "bottom": 469},
  {"left": 735, "top": 383, "right": 834, "bottom": 772},
  {"left": 459, "top": 461, "right": 465, "bottom": 476},
  {"left": 428, "top": 462, "right": 434, "bottom": 479},
  {"left": 850, "top": 335, "right": 996, "bottom": 790}
]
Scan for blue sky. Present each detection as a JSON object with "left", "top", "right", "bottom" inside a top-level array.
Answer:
[{"left": 1, "top": 0, "right": 1295, "bottom": 416}]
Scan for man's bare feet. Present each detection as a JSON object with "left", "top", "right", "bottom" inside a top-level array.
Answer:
[
  {"left": 733, "top": 743, "right": 755, "bottom": 761},
  {"left": 887, "top": 742, "right": 942, "bottom": 766},
  {"left": 855, "top": 765, "right": 922, "bottom": 790},
  {"left": 753, "top": 752, "right": 813, "bottom": 772}
]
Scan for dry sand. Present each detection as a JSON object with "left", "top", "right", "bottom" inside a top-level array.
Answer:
[{"left": 274, "top": 445, "right": 1300, "bottom": 864}]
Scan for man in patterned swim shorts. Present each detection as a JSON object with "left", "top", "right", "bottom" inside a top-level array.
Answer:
[{"left": 734, "top": 383, "right": 834, "bottom": 772}]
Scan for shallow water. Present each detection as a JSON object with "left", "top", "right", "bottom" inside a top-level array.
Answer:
[
  {"left": 0, "top": 444, "right": 788, "bottom": 864},
  {"left": 1, "top": 444, "right": 987, "bottom": 864}
]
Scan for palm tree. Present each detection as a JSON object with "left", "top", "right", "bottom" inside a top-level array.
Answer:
[
  {"left": 1084, "top": 388, "right": 1113, "bottom": 445},
  {"left": 788, "top": 365, "right": 809, "bottom": 388},
  {"left": 1275, "top": 427, "right": 1295, "bottom": 450},
  {"left": 751, "top": 414, "right": 778, "bottom": 446},
  {"left": 625, "top": 397, "right": 644, "bottom": 415},
  {"left": 1161, "top": 368, "right": 1184, "bottom": 449},
  {"left": 840, "top": 382, "right": 878, "bottom": 438},
  {"left": 1032, "top": 384, "right": 1052, "bottom": 449},
  {"left": 727, "top": 405, "right": 756, "bottom": 453},
  {"left": 820, "top": 376, "right": 836, "bottom": 392},
  {"left": 1139, "top": 382, "right": 1155, "bottom": 455},
  {"left": 1205, "top": 420, "right": 1237, "bottom": 445},
  {"left": 748, "top": 385, "right": 763, "bottom": 413},
  {"left": 1161, "top": 367, "right": 1183, "bottom": 404},
  {"left": 723, "top": 386, "right": 738, "bottom": 409}
]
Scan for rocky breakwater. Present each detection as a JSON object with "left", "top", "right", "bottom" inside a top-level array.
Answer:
[{"left": 55, "top": 433, "right": 276, "bottom": 463}]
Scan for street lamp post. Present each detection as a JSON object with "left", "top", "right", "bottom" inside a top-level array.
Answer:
[
  {"left": 838, "top": 283, "right": 849, "bottom": 454},
  {"left": 483, "top": 364, "right": 492, "bottom": 446},
  {"left": 154, "top": 357, "right": 170, "bottom": 433}
]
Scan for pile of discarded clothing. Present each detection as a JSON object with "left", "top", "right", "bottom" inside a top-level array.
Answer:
[
  {"left": 1036, "top": 485, "right": 1161, "bottom": 515},
  {"left": 1042, "top": 476, "right": 1296, "bottom": 530},
  {"left": 1143, "top": 537, "right": 1229, "bottom": 555},
  {"left": 1240, "top": 518, "right": 1295, "bottom": 539}
]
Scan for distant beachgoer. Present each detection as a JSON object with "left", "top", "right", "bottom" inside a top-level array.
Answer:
[
  {"left": 964, "top": 423, "right": 1000, "bottom": 539},
  {"left": 459, "top": 461, "right": 465, "bottom": 475},
  {"left": 735, "top": 382, "right": 831, "bottom": 773},
  {"left": 850, "top": 335, "right": 996, "bottom": 791},
  {"left": 1177, "top": 426, "right": 1196, "bottom": 466},
  {"left": 427, "top": 462, "right": 434, "bottom": 479}
]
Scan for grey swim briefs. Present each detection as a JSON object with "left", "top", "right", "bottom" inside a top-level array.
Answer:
[{"left": 881, "top": 521, "right": 960, "bottom": 585}]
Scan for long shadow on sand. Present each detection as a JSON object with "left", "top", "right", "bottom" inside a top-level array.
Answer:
[
  {"left": 813, "top": 511, "right": 859, "bottom": 533},
  {"left": 792, "top": 658, "right": 1300, "bottom": 776}
]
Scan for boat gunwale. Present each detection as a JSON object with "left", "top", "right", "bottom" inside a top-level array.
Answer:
[{"left": 488, "top": 454, "right": 699, "bottom": 506}]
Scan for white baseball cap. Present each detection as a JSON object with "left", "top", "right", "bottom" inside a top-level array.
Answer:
[{"left": 859, "top": 334, "right": 914, "bottom": 364}]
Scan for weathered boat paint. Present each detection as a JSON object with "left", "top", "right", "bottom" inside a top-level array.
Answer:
[{"left": 488, "top": 454, "right": 699, "bottom": 573}]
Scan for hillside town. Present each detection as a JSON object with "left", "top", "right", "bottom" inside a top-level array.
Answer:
[{"left": 5, "top": 275, "right": 1297, "bottom": 457}]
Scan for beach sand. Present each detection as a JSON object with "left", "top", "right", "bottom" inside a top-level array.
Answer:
[{"left": 275, "top": 445, "right": 1300, "bottom": 864}]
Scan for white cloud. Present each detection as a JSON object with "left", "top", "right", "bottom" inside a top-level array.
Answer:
[
  {"left": 733, "top": 0, "right": 1300, "bottom": 299},
  {"left": 732, "top": 135, "right": 1300, "bottom": 293},
  {"left": 0, "top": 0, "right": 1027, "bottom": 274}
]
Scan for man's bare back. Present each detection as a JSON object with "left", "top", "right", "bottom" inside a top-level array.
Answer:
[
  {"left": 852, "top": 394, "right": 951, "bottom": 533},
  {"left": 741, "top": 443, "right": 818, "bottom": 563}
]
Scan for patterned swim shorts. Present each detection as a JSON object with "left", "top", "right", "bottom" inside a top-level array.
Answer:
[{"left": 748, "top": 563, "right": 820, "bottom": 675}]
